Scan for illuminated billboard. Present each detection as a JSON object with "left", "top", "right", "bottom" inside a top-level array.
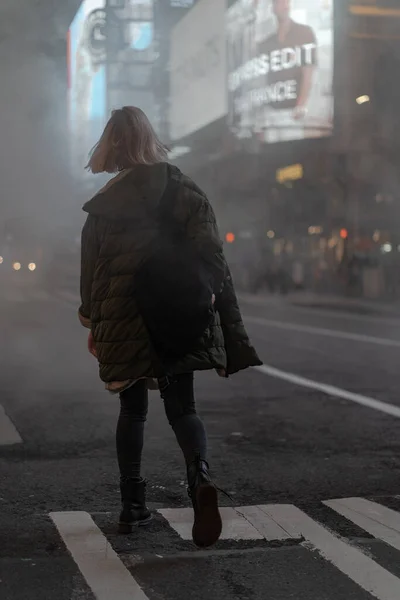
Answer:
[
  {"left": 169, "top": 0, "right": 227, "bottom": 141},
  {"left": 67, "top": 0, "right": 156, "bottom": 178},
  {"left": 68, "top": 0, "right": 107, "bottom": 179},
  {"left": 227, "top": 0, "right": 334, "bottom": 144},
  {"left": 170, "top": 0, "right": 196, "bottom": 6},
  {"left": 106, "top": 0, "right": 155, "bottom": 120}
]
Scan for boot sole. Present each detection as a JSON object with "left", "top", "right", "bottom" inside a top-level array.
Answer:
[
  {"left": 192, "top": 483, "right": 222, "bottom": 548},
  {"left": 118, "top": 514, "right": 152, "bottom": 535}
]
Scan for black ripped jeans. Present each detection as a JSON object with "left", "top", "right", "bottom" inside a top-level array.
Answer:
[{"left": 116, "top": 373, "right": 208, "bottom": 482}]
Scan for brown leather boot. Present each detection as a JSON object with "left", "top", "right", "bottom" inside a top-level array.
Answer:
[{"left": 187, "top": 454, "right": 222, "bottom": 548}]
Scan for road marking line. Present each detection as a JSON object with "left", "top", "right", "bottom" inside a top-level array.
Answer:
[
  {"left": 0, "top": 404, "right": 22, "bottom": 445},
  {"left": 50, "top": 511, "right": 149, "bottom": 600},
  {"left": 254, "top": 364, "right": 400, "bottom": 418},
  {"left": 264, "top": 504, "right": 400, "bottom": 600},
  {"left": 157, "top": 508, "right": 193, "bottom": 540},
  {"left": 158, "top": 507, "right": 264, "bottom": 540},
  {"left": 245, "top": 315, "right": 400, "bottom": 348},
  {"left": 325, "top": 498, "right": 400, "bottom": 551},
  {"left": 219, "top": 507, "right": 264, "bottom": 540},
  {"left": 159, "top": 505, "right": 303, "bottom": 542},
  {"left": 236, "top": 505, "right": 300, "bottom": 540},
  {"left": 239, "top": 293, "right": 400, "bottom": 326}
]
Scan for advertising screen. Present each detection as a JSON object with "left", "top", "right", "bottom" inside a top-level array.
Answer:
[
  {"left": 169, "top": 0, "right": 228, "bottom": 142},
  {"left": 227, "top": 0, "right": 334, "bottom": 143},
  {"left": 170, "top": 0, "right": 196, "bottom": 6},
  {"left": 68, "top": 0, "right": 107, "bottom": 179},
  {"left": 106, "top": 0, "right": 155, "bottom": 123}
]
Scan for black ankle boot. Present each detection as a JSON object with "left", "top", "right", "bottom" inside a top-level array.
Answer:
[
  {"left": 118, "top": 478, "right": 152, "bottom": 534},
  {"left": 187, "top": 454, "right": 222, "bottom": 548}
]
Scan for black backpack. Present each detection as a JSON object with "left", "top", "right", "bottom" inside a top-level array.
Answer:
[{"left": 134, "top": 166, "right": 216, "bottom": 366}]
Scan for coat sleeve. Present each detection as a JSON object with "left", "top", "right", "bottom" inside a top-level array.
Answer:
[
  {"left": 180, "top": 178, "right": 226, "bottom": 294},
  {"left": 78, "top": 214, "right": 100, "bottom": 328},
  {"left": 215, "top": 267, "right": 262, "bottom": 374},
  {"left": 177, "top": 174, "right": 262, "bottom": 375}
]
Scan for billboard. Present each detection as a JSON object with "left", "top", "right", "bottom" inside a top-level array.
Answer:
[
  {"left": 67, "top": 0, "right": 157, "bottom": 178},
  {"left": 68, "top": 0, "right": 107, "bottom": 179},
  {"left": 170, "top": 0, "right": 196, "bottom": 6},
  {"left": 169, "top": 0, "right": 228, "bottom": 142},
  {"left": 227, "top": 0, "right": 334, "bottom": 143},
  {"left": 106, "top": 0, "right": 155, "bottom": 124}
]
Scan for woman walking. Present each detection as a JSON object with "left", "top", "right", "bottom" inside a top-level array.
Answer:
[{"left": 78, "top": 106, "right": 261, "bottom": 548}]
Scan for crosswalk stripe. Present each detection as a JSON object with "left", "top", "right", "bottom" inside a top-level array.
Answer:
[
  {"left": 264, "top": 504, "right": 400, "bottom": 600},
  {"left": 0, "top": 404, "right": 22, "bottom": 445},
  {"left": 324, "top": 498, "right": 400, "bottom": 552},
  {"left": 235, "top": 505, "right": 300, "bottom": 540},
  {"left": 50, "top": 511, "right": 149, "bottom": 600},
  {"left": 159, "top": 507, "right": 264, "bottom": 540},
  {"left": 48, "top": 499, "right": 400, "bottom": 599}
]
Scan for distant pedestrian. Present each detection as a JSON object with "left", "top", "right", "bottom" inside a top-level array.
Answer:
[
  {"left": 78, "top": 106, "right": 261, "bottom": 548},
  {"left": 292, "top": 260, "right": 304, "bottom": 290}
]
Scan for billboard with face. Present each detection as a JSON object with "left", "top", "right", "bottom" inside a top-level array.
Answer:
[
  {"left": 68, "top": 0, "right": 107, "bottom": 179},
  {"left": 227, "top": 0, "right": 334, "bottom": 143}
]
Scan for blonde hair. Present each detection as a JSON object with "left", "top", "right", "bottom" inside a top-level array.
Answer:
[{"left": 86, "top": 106, "right": 169, "bottom": 174}]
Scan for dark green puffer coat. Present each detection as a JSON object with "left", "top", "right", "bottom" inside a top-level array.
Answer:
[{"left": 79, "top": 163, "right": 261, "bottom": 384}]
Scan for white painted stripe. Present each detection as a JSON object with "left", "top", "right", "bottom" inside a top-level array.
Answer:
[
  {"left": 50, "top": 511, "right": 149, "bottom": 600},
  {"left": 239, "top": 292, "right": 400, "bottom": 326},
  {"left": 245, "top": 315, "right": 400, "bottom": 348},
  {"left": 254, "top": 364, "right": 400, "bottom": 418},
  {"left": 325, "top": 498, "right": 400, "bottom": 551},
  {"left": 0, "top": 404, "right": 22, "bottom": 445},
  {"left": 264, "top": 504, "right": 400, "bottom": 600},
  {"left": 158, "top": 507, "right": 264, "bottom": 540},
  {"left": 157, "top": 508, "right": 193, "bottom": 540},
  {"left": 220, "top": 508, "right": 264, "bottom": 540},
  {"left": 236, "top": 505, "right": 299, "bottom": 541}
]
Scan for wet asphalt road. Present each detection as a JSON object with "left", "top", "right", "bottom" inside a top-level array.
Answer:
[{"left": 1, "top": 283, "right": 400, "bottom": 600}]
